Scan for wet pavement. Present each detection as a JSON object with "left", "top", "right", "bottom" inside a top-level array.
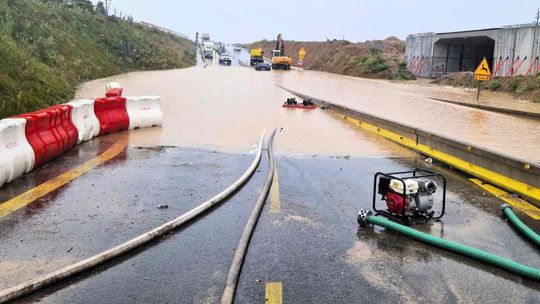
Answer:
[{"left": 1, "top": 56, "right": 540, "bottom": 303}]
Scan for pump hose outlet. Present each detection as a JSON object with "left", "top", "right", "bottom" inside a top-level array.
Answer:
[
  {"left": 501, "top": 204, "right": 540, "bottom": 248},
  {"left": 357, "top": 209, "right": 540, "bottom": 281}
]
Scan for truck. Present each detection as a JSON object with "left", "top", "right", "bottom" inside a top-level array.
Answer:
[
  {"left": 202, "top": 41, "right": 214, "bottom": 59},
  {"left": 271, "top": 34, "right": 291, "bottom": 70},
  {"left": 201, "top": 33, "right": 210, "bottom": 42},
  {"left": 249, "top": 48, "right": 264, "bottom": 66}
]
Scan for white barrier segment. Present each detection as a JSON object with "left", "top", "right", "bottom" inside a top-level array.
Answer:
[
  {"left": 0, "top": 118, "right": 36, "bottom": 186},
  {"left": 126, "top": 96, "right": 163, "bottom": 129},
  {"left": 105, "top": 82, "right": 122, "bottom": 91},
  {"left": 67, "top": 99, "right": 100, "bottom": 144}
]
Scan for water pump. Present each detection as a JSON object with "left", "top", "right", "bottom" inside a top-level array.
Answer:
[{"left": 366, "top": 169, "right": 446, "bottom": 225}]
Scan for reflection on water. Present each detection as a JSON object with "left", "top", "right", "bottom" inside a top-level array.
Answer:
[
  {"left": 76, "top": 66, "right": 416, "bottom": 157},
  {"left": 273, "top": 70, "right": 540, "bottom": 164}
]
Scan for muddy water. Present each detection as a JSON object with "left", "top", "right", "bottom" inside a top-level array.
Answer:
[
  {"left": 76, "top": 65, "right": 415, "bottom": 157},
  {"left": 274, "top": 70, "right": 540, "bottom": 163}
]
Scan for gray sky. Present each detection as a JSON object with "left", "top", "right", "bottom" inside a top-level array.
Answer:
[{"left": 93, "top": 1, "right": 540, "bottom": 43}]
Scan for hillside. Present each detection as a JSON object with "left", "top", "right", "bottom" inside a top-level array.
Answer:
[
  {"left": 0, "top": 0, "right": 195, "bottom": 118},
  {"left": 248, "top": 37, "right": 412, "bottom": 79}
]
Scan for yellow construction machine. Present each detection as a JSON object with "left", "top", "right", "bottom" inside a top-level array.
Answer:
[
  {"left": 272, "top": 34, "right": 292, "bottom": 70},
  {"left": 249, "top": 48, "right": 264, "bottom": 66}
]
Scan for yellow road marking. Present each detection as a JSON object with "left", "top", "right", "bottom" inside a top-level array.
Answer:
[
  {"left": 265, "top": 282, "right": 283, "bottom": 304},
  {"left": 469, "top": 178, "right": 540, "bottom": 220},
  {"left": 334, "top": 112, "right": 540, "bottom": 203},
  {"left": 0, "top": 143, "right": 126, "bottom": 218},
  {"left": 269, "top": 165, "right": 280, "bottom": 213}
]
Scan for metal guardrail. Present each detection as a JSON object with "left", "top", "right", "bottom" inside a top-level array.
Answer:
[{"left": 139, "top": 21, "right": 188, "bottom": 39}]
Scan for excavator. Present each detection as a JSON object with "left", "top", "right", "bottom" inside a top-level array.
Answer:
[{"left": 272, "top": 34, "right": 292, "bottom": 70}]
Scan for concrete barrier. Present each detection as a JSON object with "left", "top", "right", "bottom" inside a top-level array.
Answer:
[
  {"left": 67, "top": 99, "right": 100, "bottom": 144},
  {"left": 0, "top": 119, "right": 35, "bottom": 186},
  {"left": 125, "top": 96, "right": 162, "bottom": 129},
  {"left": 279, "top": 85, "right": 540, "bottom": 206}
]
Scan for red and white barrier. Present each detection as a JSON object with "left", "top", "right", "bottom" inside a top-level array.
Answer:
[
  {"left": 0, "top": 118, "right": 35, "bottom": 186},
  {"left": 67, "top": 99, "right": 100, "bottom": 143},
  {"left": 94, "top": 96, "right": 130, "bottom": 135},
  {"left": 105, "top": 82, "right": 123, "bottom": 97},
  {"left": 126, "top": 96, "right": 163, "bottom": 129},
  {"left": 0, "top": 81, "right": 163, "bottom": 188}
]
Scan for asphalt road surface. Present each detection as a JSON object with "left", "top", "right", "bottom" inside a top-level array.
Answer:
[{"left": 1, "top": 56, "right": 539, "bottom": 303}]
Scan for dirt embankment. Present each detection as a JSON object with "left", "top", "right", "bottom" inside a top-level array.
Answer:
[
  {"left": 439, "top": 72, "right": 540, "bottom": 103},
  {"left": 247, "top": 37, "right": 411, "bottom": 79}
]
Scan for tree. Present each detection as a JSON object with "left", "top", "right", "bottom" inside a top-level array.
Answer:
[{"left": 96, "top": 1, "right": 107, "bottom": 15}]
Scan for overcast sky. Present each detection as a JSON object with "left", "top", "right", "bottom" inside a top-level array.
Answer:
[{"left": 92, "top": 1, "right": 540, "bottom": 43}]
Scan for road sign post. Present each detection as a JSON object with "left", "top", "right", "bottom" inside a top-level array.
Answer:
[
  {"left": 298, "top": 48, "right": 306, "bottom": 67},
  {"left": 473, "top": 57, "right": 491, "bottom": 101}
]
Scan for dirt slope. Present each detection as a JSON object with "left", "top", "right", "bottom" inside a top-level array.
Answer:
[{"left": 248, "top": 37, "right": 407, "bottom": 78}]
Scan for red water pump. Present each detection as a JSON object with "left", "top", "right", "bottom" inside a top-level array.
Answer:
[{"left": 370, "top": 169, "right": 446, "bottom": 225}]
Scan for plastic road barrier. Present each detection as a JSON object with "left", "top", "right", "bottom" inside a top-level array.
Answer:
[
  {"left": 17, "top": 110, "right": 62, "bottom": 167},
  {"left": 49, "top": 105, "right": 78, "bottom": 154},
  {"left": 125, "top": 96, "right": 163, "bottom": 129},
  {"left": 67, "top": 99, "right": 100, "bottom": 143},
  {"left": 94, "top": 97, "right": 130, "bottom": 135},
  {"left": 16, "top": 105, "right": 77, "bottom": 167},
  {"left": 105, "top": 82, "right": 123, "bottom": 97},
  {"left": 0, "top": 118, "right": 35, "bottom": 186}
]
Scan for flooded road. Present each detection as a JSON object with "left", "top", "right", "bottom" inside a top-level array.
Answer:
[
  {"left": 274, "top": 70, "right": 540, "bottom": 164},
  {"left": 76, "top": 64, "right": 415, "bottom": 158},
  {"left": 2, "top": 57, "right": 539, "bottom": 303},
  {"left": 77, "top": 52, "right": 540, "bottom": 163}
]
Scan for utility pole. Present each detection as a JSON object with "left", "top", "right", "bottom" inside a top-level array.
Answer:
[{"left": 105, "top": 0, "right": 111, "bottom": 16}]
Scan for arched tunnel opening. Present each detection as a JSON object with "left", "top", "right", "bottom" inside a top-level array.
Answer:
[{"left": 432, "top": 36, "right": 495, "bottom": 75}]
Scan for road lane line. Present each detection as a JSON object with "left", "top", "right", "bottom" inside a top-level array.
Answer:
[
  {"left": 265, "top": 282, "right": 282, "bottom": 304},
  {"left": 0, "top": 143, "right": 126, "bottom": 218},
  {"left": 469, "top": 178, "right": 540, "bottom": 220},
  {"left": 269, "top": 165, "right": 280, "bottom": 213}
]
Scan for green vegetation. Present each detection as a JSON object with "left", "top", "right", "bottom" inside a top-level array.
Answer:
[
  {"left": 484, "top": 75, "right": 540, "bottom": 102},
  {"left": 0, "top": 0, "right": 195, "bottom": 118},
  {"left": 391, "top": 62, "right": 416, "bottom": 80},
  {"left": 357, "top": 50, "right": 388, "bottom": 74}
]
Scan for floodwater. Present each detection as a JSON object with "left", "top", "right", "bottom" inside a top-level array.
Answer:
[
  {"left": 77, "top": 49, "right": 540, "bottom": 163},
  {"left": 273, "top": 70, "right": 540, "bottom": 164},
  {"left": 75, "top": 59, "right": 414, "bottom": 158}
]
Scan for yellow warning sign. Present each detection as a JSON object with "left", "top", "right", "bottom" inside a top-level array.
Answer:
[
  {"left": 474, "top": 57, "right": 491, "bottom": 81},
  {"left": 298, "top": 48, "right": 306, "bottom": 59}
]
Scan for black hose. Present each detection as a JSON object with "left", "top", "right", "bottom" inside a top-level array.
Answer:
[{"left": 221, "top": 128, "right": 277, "bottom": 304}]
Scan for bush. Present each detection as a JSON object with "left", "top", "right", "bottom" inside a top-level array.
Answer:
[
  {"left": 359, "top": 53, "right": 388, "bottom": 74},
  {"left": 487, "top": 80, "right": 501, "bottom": 90}
]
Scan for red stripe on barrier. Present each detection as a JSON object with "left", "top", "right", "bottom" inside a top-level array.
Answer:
[
  {"left": 94, "top": 97, "right": 130, "bottom": 135},
  {"left": 16, "top": 105, "right": 78, "bottom": 167}
]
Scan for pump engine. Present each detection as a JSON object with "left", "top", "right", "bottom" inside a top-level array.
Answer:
[{"left": 368, "top": 169, "right": 446, "bottom": 225}]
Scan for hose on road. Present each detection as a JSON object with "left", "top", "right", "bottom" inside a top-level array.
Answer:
[
  {"left": 221, "top": 128, "right": 277, "bottom": 304},
  {"left": 0, "top": 130, "right": 267, "bottom": 304},
  {"left": 363, "top": 213, "right": 540, "bottom": 281},
  {"left": 501, "top": 204, "right": 540, "bottom": 248}
]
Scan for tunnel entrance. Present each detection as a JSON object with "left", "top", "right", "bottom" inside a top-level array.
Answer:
[{"left": 432, "top": 36, "right": 495, "bottom": 75}]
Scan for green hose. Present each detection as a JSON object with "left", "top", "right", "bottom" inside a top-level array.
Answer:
[
  {"left": 501, "top": 204, "right": 540, "bottom": 248},
  {"left": 362, "top": 213, "right": 540, "bottom": 281}
]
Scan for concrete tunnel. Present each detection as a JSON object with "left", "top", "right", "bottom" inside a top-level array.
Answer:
[
  {"left": 406, "top": 24, "right": 540, "bottom": 78},
  {"left": 432, "top": 36, "right": 495, "bottom": 74}
]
